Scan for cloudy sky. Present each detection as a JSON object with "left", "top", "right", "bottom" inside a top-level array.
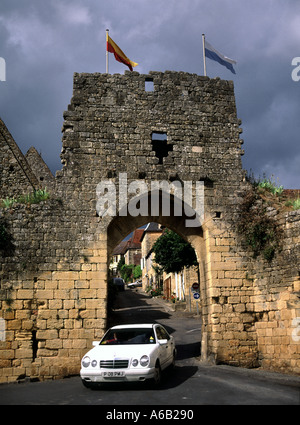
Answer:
[{"left": 0, "top": 0, "right": 299, "bottom": 188}]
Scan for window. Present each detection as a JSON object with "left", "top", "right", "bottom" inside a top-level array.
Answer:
[
  {"left": 101, "top": 328, "right": 156, "bottom": 345},
  {"left": 145, "top": 78, "right": 154, "bottom": 92},
  {"left": 151, "top": 132, "right": 173, "bottom": 164},
  {"left": 156, "top": 326, "right": 170, "bottom": 341}
]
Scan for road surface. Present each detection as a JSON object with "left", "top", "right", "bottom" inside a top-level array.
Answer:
[{"left": 0, "top": 288, "right": 299, "bottom": 407}]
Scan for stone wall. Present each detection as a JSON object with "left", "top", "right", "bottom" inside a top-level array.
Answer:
[
  {"left": 0, "top": 119, "right": 38, "bottom": 199},
  {"left": 0, "top": 71, "right": 299, "bottom": 382},
  {"left": 199, "top": 204, "right": 300, "bottom": 374},
  {"left": 249, "top": 210, "right": 300, "bottom": 374},
  {"left": 25, "top": 147, "right": 55, "bottom": 192},
  {"left": 0, "top": 200, "right": 107, "bottom": 382}
]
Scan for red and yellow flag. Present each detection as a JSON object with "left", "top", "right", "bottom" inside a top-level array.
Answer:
[{"left": 106, "top": 33, "right": 138, "bottom": 71}]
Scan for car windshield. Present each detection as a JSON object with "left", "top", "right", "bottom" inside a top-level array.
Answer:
[{"left": 100, "top": 328, "right": 156, "bottom": 345}]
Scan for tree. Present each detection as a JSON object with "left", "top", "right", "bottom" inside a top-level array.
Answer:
[
  {"left": 120, "top": 264, "right": 134, "bottom": 283},
  {"left": 133, "top": 265, "right": 142, "bottom": 279},
  {"left": 117, "top": 257, "right": 125, "bottom": 271},
  {"left": 152, "top": 229, "right": 198, "bottom": 274}
]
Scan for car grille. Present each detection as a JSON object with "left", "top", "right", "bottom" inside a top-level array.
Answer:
[{"left": 100, "top": 359, "right": 129, "bottom": 369}]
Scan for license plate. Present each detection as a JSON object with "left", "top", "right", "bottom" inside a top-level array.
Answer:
[{"left": 103, "top": 371, "right": 125, "bottom": 377}]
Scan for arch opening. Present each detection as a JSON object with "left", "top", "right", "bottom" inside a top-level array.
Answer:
[
  {"left": 104, "top": 189, "right": 206, "bottom": 339},
  {"left": 106, "top": 188, "right": 204, "bottom": 257}
]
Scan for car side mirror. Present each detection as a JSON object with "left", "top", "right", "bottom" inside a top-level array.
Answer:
[
  {"left": 158, "top": 339, "right": 168, "bottom": 345},
  {"left": 92, "top": 341, "right": 100, "bottom": 346}
]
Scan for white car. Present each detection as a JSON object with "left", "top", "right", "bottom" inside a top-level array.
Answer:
[
  {"left": 127, "top": 280, "right": 142, "bottom": 289},
  {"left": 80, "top": 323, "right": 176, "bottom": 388}
]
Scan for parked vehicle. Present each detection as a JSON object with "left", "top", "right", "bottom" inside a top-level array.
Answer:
[
  {"left": 127, "top": 280, "right": 142, "bottom": 289},
  {"left": 80, "top": 323, "right": 176, "bottom": 388}
]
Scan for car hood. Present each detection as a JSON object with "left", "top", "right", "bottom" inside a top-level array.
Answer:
[{"left": 85, "top": 344, "right": 158, "bottom": 359}]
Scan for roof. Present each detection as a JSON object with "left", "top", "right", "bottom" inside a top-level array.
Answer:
[
  {"left": 145, "top": 222, "right": 162, "bottom": 232},
  {"left": 140, "top": 222, "right": 163, "bottom": 241},
  {"left": 112, "top": 240, "right": 129, "bottom": 255},
  {"left": 110, "top": 324, "right": 155, "bottom": 330},
  {"left": 112, "top": 228, "right": 144, "bottom": 255},
  {"left": 127, "top": 228, "right": 144, "bottom": 249}
]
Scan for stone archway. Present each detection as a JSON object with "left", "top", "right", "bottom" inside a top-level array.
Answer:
[
  {"left": 101, "top": 185, "right": 257, "bottom": 367},
  {"left": 103, "top": 188, "right": 210, "bottom": 364}
]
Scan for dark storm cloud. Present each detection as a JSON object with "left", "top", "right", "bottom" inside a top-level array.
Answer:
[{"left": 0, "top": 0, "right": 299, "bottom": 188}]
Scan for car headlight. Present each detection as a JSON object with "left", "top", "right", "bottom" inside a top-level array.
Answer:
[
  {"left": 82, "top": 356, "right": 91, "bottom": 368},
  {"left": 91, "top": 360, "right": 97, "bottom": 367},
  {"left": 132, "top": 359, "right": 138, "bottom": 367},
  {"left": 140, "top": 355, "right": 150, "bottom": 367}
]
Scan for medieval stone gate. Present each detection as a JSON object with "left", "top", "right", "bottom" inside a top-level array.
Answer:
[{"left": 0, "top": 71, "right": 299, "bottom": 382}]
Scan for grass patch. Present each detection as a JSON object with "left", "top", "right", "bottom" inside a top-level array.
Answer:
[
  {"left": 246, "top": 171, "right": 300, "bottom": 212},
  {"left": 257, "top": 177, "right": 283, "bottom": 196},
  {"left": 1, "top": 188, "right": 50, "bottom": 209},
  {"left": 292, "top": 198, "right": 300, "bottom": 210}
]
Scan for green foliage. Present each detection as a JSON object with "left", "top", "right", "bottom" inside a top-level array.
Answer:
[
  {"left": 1, "top": 197, "right": 17, "bottom": 208},
  {"left": 119, "top": 263, "right": 142, "bottom": 282},
  {"left": 1, "top": 188, "right": 50, "bottom": 209},
  {"left": 246, "top": 171, "right": 284, "bottom": 196},
  {"left": 238, "top": 190, "right": 281, "bottom": 262},
  {"left": 120, "top": 263, "right": 134, "bottom": 283},
  {"left": 18, "top": 188, "right": 50, "bottom": 204},
  {"left": 152, "top": 264, "right": 163, "bottom": 276},
  {"left": 151, "top": 288, "right": 162, "bottom": 297},
  {"left": 152, "top": 229, "right": 198, "bottom": 274},
  {"left": 117, "top": 257, "right": 125, "bottom": 271},
  {"left": 248, "top": 171, "right": 300, "bottom": 212},
  {"left": 292, "top": 198, "right": 300, "bottom": 210},
  {"left": 133, "top": 264, "right": 142, "bottom": 279},
  {"left": 258, "top": 177, "right": 283, "bottom": 196}
]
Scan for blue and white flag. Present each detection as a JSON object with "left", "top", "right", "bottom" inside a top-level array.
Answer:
[{"left": 204, "top": 40, "right": 236, "bottom": 74}]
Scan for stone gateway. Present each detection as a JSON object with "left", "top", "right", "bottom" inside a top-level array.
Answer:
[{"left": 0, "top": 71, "right": 299, "bottom": 382}]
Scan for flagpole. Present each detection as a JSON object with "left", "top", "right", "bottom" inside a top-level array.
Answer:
[
  {"left": 106, "top": 29, "right": 109, "bottom": 73},
  {"left": 202, "top": 33, "right": 207, "bottom": 76}
]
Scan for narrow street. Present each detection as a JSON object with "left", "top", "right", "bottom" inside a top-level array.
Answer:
[
  {"left": 0, "top": 288, "right": 299, "bottom": 407},
  {"left": 108, "top": 287, "right": 202, "bottom": 365}
]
